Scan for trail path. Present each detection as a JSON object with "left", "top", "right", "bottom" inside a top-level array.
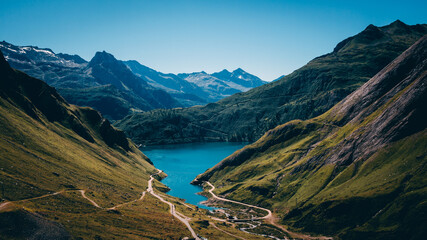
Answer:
[
  {"left": 206, "top": 182, "right": 272, "bottom": 221},
  {"left": 205, "top": 181, "right": 333, "bottom": 240},
  {"left": 0, "top": 187, "right": 146, "bottom": 212},
  {"left": 0, "top": 191, "right": 64, "bottom": 212},
  {"left": 78, "top": 190, "right": 102, "bottom": 208},
  {"left": 0, "top": 173, "right": 199, "bottom": 239},
  {"left": 107, "top": 191, "right": 146, "bottom": 210},
  {"left": 148, "top": 170, "right": 200, "bottom": 240}
]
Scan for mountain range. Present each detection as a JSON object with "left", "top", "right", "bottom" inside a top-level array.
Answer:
[
  {"left": 115, "top": 20, "right": 427, "bottom": 145},
  {"left": 1, "top": 49, "right": 268, "bottom": 239},
  {"left": 0, "top": 41, "right": 267, "bottom": 120},
  {"left": 0, "top": 19, "right": 426, "bottom": 239},
  {"left": 177, "top": 68, "right": 266, "bottom": 100},
  {"left": 194, "top": 34, "right": 427, "bottom": 240}
]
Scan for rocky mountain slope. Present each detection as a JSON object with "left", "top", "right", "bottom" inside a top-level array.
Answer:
[
  {"left": 211, "top": 68, "right": 266, "bottom": 89},
  {"left": 194, "top": 35, "right": 427, "bottom": 239},
  {"left": 123, "top": 60, "right": 209, "bottom": 106},
  {"left": 0, "top": 51, "right": 196, "bottom": 239},
  {"left": 116, "top": 20, "right": 427, "bottom": 145},
  {"left": 0, "top": 42, "right": 181, "bottom": 120},
  {"left": 1, "top": 42, "right": 267, "bottom": 120},
  {"left": 125, "top": 60, "right": 267, "bottom": 104},
  {"left": 177, "top": 68, "right": 266, "bottom": 101}
]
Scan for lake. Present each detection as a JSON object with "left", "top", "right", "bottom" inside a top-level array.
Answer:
[{"left": 141, "top": 142, "right": 248, "bottom": 209}]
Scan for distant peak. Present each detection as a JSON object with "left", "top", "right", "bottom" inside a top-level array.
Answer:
[
  {"left": 125, "top": 60, "right": 139, "bottom": 64},
  {"left": 233, "top": 68, "right": 246, "bottom": 73},
  {"left": 365, "top": 24, "right": 379, "bottom": 31},
  {"left": 89, "top": 51, "right": 117, "bottom": 65},
  {"left": 390, "top": 19, "right": 406, "bottom": 27}
]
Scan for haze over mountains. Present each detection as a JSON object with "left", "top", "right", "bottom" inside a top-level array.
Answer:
[
  {"left": 0, "top": 41, "right": 267, "bottom": 120},
  {"left": 116, "top": 20, "right": 427, "bottom": 145}
]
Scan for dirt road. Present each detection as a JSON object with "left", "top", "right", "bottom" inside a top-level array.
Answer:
[
  {"left": 205, "top": 181, "right": 333, "bottom": 240},
  {"left": 148, "top": 170, "right": 200, "bottom": 240}
]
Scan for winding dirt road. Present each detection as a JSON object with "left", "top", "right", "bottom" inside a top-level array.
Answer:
[
  {"left": 205, "top": 181, "right": 333, "bottom": 240},
  {"left": 148, "top": 170, "right": 200, "bottom": 240},
  {"left": 206, "top": 181, "right": 272, "bottom": 221},
  {"left": 0, "top": 191, "right": 64, "bottom": 212},
  {"left": 79, "top": 190, "right": 102, "bottom": 208}
]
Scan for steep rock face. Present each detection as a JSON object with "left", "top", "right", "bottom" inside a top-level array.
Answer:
[
  {"left": 116, "top": 21, "right": 427, "bottom": 145},
  {"left": 194, "top": 36, "right": 427, "bottom": 239}
]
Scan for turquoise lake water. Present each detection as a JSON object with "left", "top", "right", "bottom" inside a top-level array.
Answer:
[{"left": 141, "top": 142, "right": 248, "bottom": 209}]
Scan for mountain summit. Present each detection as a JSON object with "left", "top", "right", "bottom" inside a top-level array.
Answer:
[
  {"left": 177, "top": 68, "right": 266, "bottom": 101},
  {"left": 212, "top": 68, "right": 266, "bottom": 88}
]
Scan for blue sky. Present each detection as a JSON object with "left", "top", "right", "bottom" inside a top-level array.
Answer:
[{"left": 1, "top": 0, "right": 426, "bottom": 81}]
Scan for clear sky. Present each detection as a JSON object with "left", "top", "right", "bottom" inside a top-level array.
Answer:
[{"left": 1, "top": 0, "right": 426, "bottom": 81}]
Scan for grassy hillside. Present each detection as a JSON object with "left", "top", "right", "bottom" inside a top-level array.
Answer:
[
  {"left": 0, "top": 50, "right": 279, "bottom": 239},
  {"left": 0, "top": 51, "right": 196, "bottom": 239},
  {"left": 116, "top": 20, "right": 427, "bottom": 145},
  {"left": 194, "top": 36, "right": 427, "bottom": 239}
]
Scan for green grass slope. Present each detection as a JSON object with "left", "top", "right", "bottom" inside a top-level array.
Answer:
[
  {"left": 115, "top": 20, "right": 427, "bottom": 146},
  {"left": 0, "top": 51, "right": 193, "bottom": 239},
  {"left": 194, "top": 35, "right": 427, "bottom": 239}
]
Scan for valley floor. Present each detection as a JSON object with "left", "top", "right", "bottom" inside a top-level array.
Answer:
[{"left": 0, "top": 168, "right": 338, "bottom": 239}]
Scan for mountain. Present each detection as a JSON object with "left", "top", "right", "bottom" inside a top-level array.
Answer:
[
  {"left": 124, "top": 60, "right": 266, "bottom": 104},
  {"left": 178, "top": 71, "right": 242, "bottom": 99},
  {"left": 0, "top": 41, "right": 92, "bottom": 88},
  {"left": 211, "top": 68, "right": 266, "bottom": 89},
  {"left": 85, "top": 51, "right": 181, "bottom": 110},
  {"left": 115, "top": 21, "right": 427, "bottom": 145},
  {"left": 0, "top": 42, "right": 181, "bottom": 120},
  {"left": 0, "top": 49, "right": 266, "bottom": 240},
  {"left": 271, "top": 75, "right": 285, "bottom": 82},
  {"left": 178, "top": 68, "right": 266, "bottom": 101},
  {"left": 123, "top": 60, "right": 208, "bottom": 106},
  {"left": 0, "top": 51, "right": 189, "bottom": 238},
  {"left": 194, "top": 35, "right": 427, "bottom": 240}
]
